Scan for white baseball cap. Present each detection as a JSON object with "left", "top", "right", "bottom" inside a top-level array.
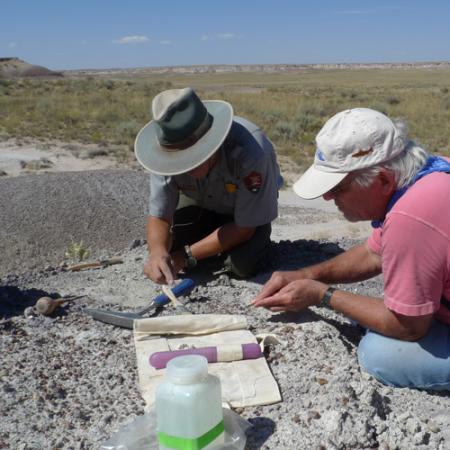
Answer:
[{"left": 293, "top": 108, "right": 407, "bottom": 199}]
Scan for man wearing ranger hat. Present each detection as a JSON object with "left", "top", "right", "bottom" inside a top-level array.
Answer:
[
  {"left": 135, "top": 87, "right": 282, "bottom": 284},
  {"left": 253, "top": 108, "right": 450, "bottom": 390}
]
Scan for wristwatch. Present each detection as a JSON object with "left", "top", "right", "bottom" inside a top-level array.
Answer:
[
  {"left": 320, "top": 287, "right": 336, "bottom": 308},
  {"left": 183, "top": 245, "right": 197, "bottom": 269}
]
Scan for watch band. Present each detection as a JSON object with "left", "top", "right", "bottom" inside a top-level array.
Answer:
[
  {"left": 183, "top": 245, "right": 193, "bottom": 259},
  {"left": 320, "top": 287, "right": 336, "bottom": 308},
  {"left": 183, "top": 245, "right": 197, "bottom": 268}
]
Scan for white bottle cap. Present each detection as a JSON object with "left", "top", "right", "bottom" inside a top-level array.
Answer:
[{"left": 166, "top": 355, "right": 208, "bottom": 385}]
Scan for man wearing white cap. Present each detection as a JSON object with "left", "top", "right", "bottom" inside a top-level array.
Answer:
[
  {"left": 253, "top": 108, "right": 450, "bottom": 390},
  {"left": 135, "top": 87, "right": 282, "bottom": 284}
]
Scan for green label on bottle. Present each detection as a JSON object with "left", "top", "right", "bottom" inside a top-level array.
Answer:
[{"left": 157, "top": 420, "right": 225, "bottom": 450}]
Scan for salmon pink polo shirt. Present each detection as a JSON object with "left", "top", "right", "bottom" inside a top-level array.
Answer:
[{"left": 367, "top": 169, "right": 450, "bottom": 325}]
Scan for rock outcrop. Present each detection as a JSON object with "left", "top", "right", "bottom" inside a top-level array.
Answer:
[{"left": 0, "top": 57, "right": 63, "bottom": 78}]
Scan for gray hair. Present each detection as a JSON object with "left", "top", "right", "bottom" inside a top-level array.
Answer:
[{"left": 352, "top": 119, "right": 429, "bottom": 189}]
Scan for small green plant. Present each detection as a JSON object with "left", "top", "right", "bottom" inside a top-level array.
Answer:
[{"left": 64, "top": 240, "right": 91, "bottom": 262}]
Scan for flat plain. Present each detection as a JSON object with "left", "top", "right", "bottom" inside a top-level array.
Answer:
[{"left": 1, "top": 65, "right": 450, "bottom": 450}]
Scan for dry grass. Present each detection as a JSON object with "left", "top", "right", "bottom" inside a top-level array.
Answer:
[{"left": 1, "top": 69, "right": 449, "bottom": 170}]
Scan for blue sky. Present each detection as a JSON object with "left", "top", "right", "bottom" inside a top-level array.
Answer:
[{"left": 2, "top": 0, "right": 450, "bottom": 70}]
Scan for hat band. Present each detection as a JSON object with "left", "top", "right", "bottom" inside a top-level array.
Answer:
[{"left": 160, "top": 113, "right": 214, "bottom": 152}]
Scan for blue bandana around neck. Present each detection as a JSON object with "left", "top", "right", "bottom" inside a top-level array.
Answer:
[{"left": 371, "top": 155, "right": 450, "bottom": 228}]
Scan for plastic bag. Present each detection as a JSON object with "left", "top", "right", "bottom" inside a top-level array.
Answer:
[{"left": 99, "top": 407, "right": 251, "bottom": 450}]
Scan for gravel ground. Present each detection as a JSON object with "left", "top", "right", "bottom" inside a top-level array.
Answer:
[{"left": 1, "top": 170, "right": 449, "bottom": 450}]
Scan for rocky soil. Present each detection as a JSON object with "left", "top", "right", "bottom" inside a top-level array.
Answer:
[{"left": 1, "top": 166, "right": 449, "bottom": 450}]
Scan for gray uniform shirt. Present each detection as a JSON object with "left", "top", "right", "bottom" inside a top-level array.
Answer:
[{"left": 149, "top": 116, "right": 281, "bottom": 227}]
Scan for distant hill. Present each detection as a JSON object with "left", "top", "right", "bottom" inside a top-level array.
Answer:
[
  {"left": 0, "top": 57, "right": 63, "bottom": 78},
  {"left": 64, "top": 61, "right": 450, "bottom": 77}
]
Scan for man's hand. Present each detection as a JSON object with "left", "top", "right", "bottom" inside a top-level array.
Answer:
[
  {"left": 252, "top": 279, "right": 327, "bottom": 312},
  {"left": 251, "top": 270, "right": 303, "bottom": 305},
  {"left": 144, "top": 252, "right": 177, "bottom": 285}
]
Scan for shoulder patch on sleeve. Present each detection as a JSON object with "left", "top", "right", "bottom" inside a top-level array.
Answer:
[{"left": 244, "top": 171, "right": 263, "bottom": 193}]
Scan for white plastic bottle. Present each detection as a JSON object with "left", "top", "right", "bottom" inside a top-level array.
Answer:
[{"left": 155, "top": 354, "right": 225, "bottom": 450}]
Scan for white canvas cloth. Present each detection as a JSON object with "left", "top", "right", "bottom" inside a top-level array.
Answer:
[{"left": 133, "top": 314, "right": 281, "bottom": 408}]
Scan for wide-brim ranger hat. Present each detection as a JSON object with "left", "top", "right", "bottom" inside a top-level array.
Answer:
[
  {"left": 134, "top": 87, "right": 233, "bottom": 176},
  {"left": 293, "top": 108, "right": 408, "bottom": 199}
]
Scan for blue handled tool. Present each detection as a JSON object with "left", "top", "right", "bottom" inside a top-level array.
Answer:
[
  {"left": 84, "top": 278, "right": 194, "bottom": 329},
  {"left": 144, "top": 278, "right": 194, "bottom": 311}
]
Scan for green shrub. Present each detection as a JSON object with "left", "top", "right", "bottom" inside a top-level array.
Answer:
[
  {"left": 36, "top": 97, "right": 53, "bottom": 111},
  {"left": 272, "top": 120, "right": 297, "bottom": 142},
  {"left": 116, "top": 119, "right": 141, "bottom": 138},
  {"left": 293, "top": 111, "right": 322, "bottom": 133},
  {"left": 386, "top": 96, "right": 401, "bottom": 105},
  {"left": 261, "top": 110, "right": 285, "bottom": 125},
  {"left": 0, "top": 78, "right": 14, "bottom": 88}
]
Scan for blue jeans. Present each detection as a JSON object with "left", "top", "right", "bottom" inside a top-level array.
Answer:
[{"left": 357, "top": 320, "right": 450, "bottom": 390}]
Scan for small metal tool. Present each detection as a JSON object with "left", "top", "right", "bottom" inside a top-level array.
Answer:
[{"left": 84, "top": 278, "right": 194, "bottom": 329}]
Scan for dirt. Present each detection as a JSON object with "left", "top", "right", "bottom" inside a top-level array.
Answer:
[
  {"left": 0, "top": 140, "right": 449, "bottom": 450},
  {"left": 0, "top": 139, "right": 125, "bottom": 177}
]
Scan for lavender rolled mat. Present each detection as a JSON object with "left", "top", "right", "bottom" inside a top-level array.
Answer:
[{"left": 149, "top": 343, "right": 262, "bottom": 369}]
